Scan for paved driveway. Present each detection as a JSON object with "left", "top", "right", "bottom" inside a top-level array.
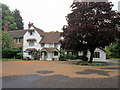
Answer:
[{"left": 1, "top": 60, "right": 120, "bottom": 88}]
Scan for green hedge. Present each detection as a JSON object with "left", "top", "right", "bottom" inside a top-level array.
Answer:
[
  {"left": 76, "top": 55, "right": 88, "bottom": 61},
  {"left": 59, "top": 54, "right": 77, "bottom": 61},
  {"left": 59, "top": 54, "right": 88, "bottom": 61}
]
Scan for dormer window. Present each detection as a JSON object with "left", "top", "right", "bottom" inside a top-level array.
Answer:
[{"left": 29, "top": 30, "right": 34, "bottom": 35}]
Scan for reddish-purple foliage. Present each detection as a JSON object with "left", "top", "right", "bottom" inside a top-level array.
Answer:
[{"left": 60, "top": 2, "right": 120, "bottom": 62}]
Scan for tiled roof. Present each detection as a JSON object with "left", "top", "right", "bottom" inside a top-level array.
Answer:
[
  {"left": 8, "top": 28, "right": 44, "bottom": 38},
  {"left": 36, "top": 29, "right": 44, "bottom": 36},
  {"left": 40, "top": 32, "right": 61, "bottom": 44},
  {"left": 8, "top": 30, "right": 27, "bottom": 38}
]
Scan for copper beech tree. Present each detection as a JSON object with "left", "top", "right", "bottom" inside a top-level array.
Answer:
[{"left": 60, "top": 2, "right": 120, "bottom": 63}]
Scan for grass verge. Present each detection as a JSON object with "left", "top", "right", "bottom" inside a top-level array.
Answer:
[
  {"left": 76, "top": 61, "right": 107, "bottom": 66},
  {"left": 109, "top": 58, "right": 120, "bottom": 60},
  {"left": 1, "top": 58, "right": 23, "bottom": 62}
]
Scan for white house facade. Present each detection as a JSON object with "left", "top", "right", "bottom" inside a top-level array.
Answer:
[
  {"left": 23, "top": 29, "right": 42, "bottom": 59},
  {"left": 23, "top": 23, "right": 61, "bottom": 60}
]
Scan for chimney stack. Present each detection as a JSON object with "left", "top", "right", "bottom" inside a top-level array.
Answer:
[
  {"left": 28, "top": 22, "right": 33, "bottom": 29},
  {"left": 4, "top": 24, "right": 8, "bottom": 32}
]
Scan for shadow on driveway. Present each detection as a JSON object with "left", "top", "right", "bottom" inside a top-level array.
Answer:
[{"left": 2, "top": 74, "right": 119, "bottom": 88}]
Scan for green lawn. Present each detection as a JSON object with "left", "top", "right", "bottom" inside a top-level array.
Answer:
[
  {"left": 109, "top": 58, "right": 120, "bottom": 60},
  {"left": 76, "top": 61, "right": 107, "bottom": 66},
  {"left": 1, "top": 58, "right": 23, "bottom": 62}
]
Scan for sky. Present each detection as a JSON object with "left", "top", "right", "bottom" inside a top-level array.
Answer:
[{"left": 1, "top": 0, "right": 120, "bottom": 32}]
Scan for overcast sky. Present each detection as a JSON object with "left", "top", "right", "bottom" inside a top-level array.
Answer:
[{"left": 1, "top": 0, "right": 120, "bottom": 32}]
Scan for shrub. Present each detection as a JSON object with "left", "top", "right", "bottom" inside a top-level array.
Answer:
[
  {"left": 59, "top": 55, "right": 67, "bottom": 61},
  {"left": 16, "top": 52, "right": 23, "bottom": 59},
  {"left": 77, "top": 61, "right": 106, "bottom": 66},
  {"left": 77, "top": 55, "right": 88, "bottom": 61},
  {"left": 2, "top": 48, "right": 20, "bottom": 58}
]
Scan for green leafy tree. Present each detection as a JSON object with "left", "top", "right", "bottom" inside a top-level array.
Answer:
[
  {"left": 110, "top": 39, "right": 120, "bottom": 58},
  {"left": 2, "top": 3, "right": 18, "bottom": 30},
  {"left": 2, "top": 31, "right": 21, "bottom": 58},
  {"left": 13, "top": 9, "right": 24, "bottom": 29},
  {"left": 2, "top": 31, "right": 14, "bottom": 49}
]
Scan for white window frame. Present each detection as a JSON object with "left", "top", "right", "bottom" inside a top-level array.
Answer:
[
  {"left": 28, "top": 41, "right": 35, "bottom": 47},
  {"left": 54, "top": 51, "right": 58, "bottom": 56},
  {"left": 49, "top": 44, "right": 53, "bottom": 47},
  {"left": 94, "top": 52, "right": 100, "bottom": 58},
  {"left": 29, "top": 30, "right": 34, "bottom": 35},
  {"left": 41, "top": 43, "right": 45, "bottom": 47},
  {"left": 15, "top": 38, "right": 20, "bottom": 44},
  {"left": 54, "top": 43, "right": 58, "bottom": 48}
]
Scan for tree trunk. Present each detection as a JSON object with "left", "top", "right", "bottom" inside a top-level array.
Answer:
[{"left": 89, "top": 48, "right": 95, "bottom": 63}]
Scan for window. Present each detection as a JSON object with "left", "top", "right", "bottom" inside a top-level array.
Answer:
[
  {"left": 54, "top": 51, "right": 58, "bottom": 56},
  {"left": 28, "top": 41, "right": 35, "bottom": 46},
  {"left": 94, "top": 52, "right": 100, "bottom": 58},
  {"left": 49, "top": 44, "right": 53, "bottom": 47},
  {"left": 29, "top": 30, "right": 34, "bottom": 35},
  {"left": 41, "top": 43, "right": 45, "bottom": 47},
  {"left": 54, "top": 44, "right": 58, "bottom": 48},
  {"left": 15, "top": 38, "right": 20, "bottom": 44},
  {"left": 28, "top": 52, "right": 32, "bottom": 55}
]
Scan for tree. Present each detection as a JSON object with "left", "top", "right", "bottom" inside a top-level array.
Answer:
[
  {"left": 2, "top": 3, "right": 18, "bottom": 30},
  {"left": 2, "top": 31, "right": 14, "bottom": 49},
  {"left": 61, "top": 2, "right": 120, "bottom": 63},
  {"left": 2, "top": 31, "right": 21, "bottom": 58},
  {"left": 13, "top": 9, "right": 24, "bottom": 29},
  {"left": 107, "top": 39, "right": 120, "bottom": 58}
]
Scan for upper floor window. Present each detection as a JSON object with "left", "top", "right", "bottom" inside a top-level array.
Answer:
[
  {"left": 49, "top": 44, "right": 53, "bottom": 47},
  {"left": 41, "top": 43, "right": 45, "bottom": 47},
  {"left": 15, "top": 38, "right": 20, "bottom": 44},
  {"left": 94, "top": 52, "right": 100, "bottom": 58},
  {"left": 29, "top": 30, "right": 34, "bottom": 35},
  {"left": 54, "top": 43, "right": 58, "bottom": 48},
  {"left": 28, "top": 41, "right": 35, "bottom": 47}
]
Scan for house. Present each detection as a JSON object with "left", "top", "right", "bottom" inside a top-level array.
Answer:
[
  {"left": 4, "top": 23, "right": 107, "bottom": 61},
  {"left": 23, "top": 23, "right": 61, "bottom": 60},
  {"left": 3, "top": 24, "right": 27, "bottom": 49}
]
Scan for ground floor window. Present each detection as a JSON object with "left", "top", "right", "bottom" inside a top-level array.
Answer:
[
  {"left": 41, "top": 51, "right": 47, "bottom": 56},
  {"left": 54, "top": 51, "right": 58, "bottom": 56},
  {"left": 94, "top": 52, "right": 100, "bottom": 58}
]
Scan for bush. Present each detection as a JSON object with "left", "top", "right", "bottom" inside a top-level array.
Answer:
[
  {"left": 2, "top": 48, "right": 20, "bottom": 58},
  {"left": 77, "top": 55, "right": 88, "bottom": 61},
  {"left": 59, "top": 55, "right": 67, "bottom": 61},
  {"left": 76, "top": 61, "right": 106, "bottom": 66},
  {"left": 59, "top": 54, "right": 77, "bottom": 61},
  {"left": 16, "top": 52, "right": 23, "bottom": 59}
]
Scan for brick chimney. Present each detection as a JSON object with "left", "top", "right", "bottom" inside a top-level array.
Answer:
[
  {"left": 4, "top": 24, "right": 8, "bottom": 32},
  {"left": 28, "top": 22, "right": 33, "bottom": 29}
]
